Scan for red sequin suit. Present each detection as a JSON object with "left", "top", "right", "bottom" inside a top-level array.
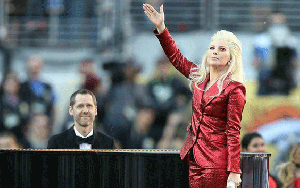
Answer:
[{"left": 155, "top": 28, "right": 246, "bottom": 188}]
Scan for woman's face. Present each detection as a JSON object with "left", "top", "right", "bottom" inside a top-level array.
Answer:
[
  {"left": 247, "top": 137, "right": 266, "bottom": 153},
  {"left": 206, "top": 39, "right": 231, "bottom": 69}
]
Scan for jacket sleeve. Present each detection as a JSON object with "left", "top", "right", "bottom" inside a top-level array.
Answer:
[
  {"left": 226, "top": 84, "right": 246, "bottom": 173},
  {"left": 154, "top": 28, "right": 197, "bottom": 78},
  {"left": 47, "top": 136, "right": 58, "bottom": 149},
  {"left": 111, "top": 138, "right": 116, "bottom": 149}
]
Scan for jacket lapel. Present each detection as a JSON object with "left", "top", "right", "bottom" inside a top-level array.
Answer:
[
  {"left": 196, "top": 74, "right": 209, "bottom": 97},
  {"left": 67, "top": 125, "right": 80, "bottom": 149},
  {"left": 202, "top": 74, "right": 232, "bottom": 108}
]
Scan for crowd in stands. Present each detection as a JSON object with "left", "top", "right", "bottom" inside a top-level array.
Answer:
[
  {"left": 253, "top": 11, "right": 298, "bottom": 96},
  {"left": 0, "top": 55, "right": 55, "bottom": 149},
  {"left": 1, "top": 1, "right": 300, "bottom": 187},
  {"left": 0, "top": 53, "right": 192, "bottom": 150}
]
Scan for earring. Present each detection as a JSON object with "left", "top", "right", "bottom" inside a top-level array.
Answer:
[{"left": 227, "top": 61, "right": 231, "bottom": 66}]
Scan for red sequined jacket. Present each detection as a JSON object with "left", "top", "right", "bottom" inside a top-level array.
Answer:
[{"left": 155, "top": 28, "right": 246, "bottom": 174}]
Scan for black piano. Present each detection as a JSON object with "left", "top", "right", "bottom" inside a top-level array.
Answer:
[{"left": 0, "top": 149, "right": 269, "bottom": 188}]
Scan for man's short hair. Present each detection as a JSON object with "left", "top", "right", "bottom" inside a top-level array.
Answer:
[{"left": 69, "top": 89, "right": 97, "bottom": 107}]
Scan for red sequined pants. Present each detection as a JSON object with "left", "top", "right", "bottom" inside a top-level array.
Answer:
[{"left": 188, "top": 151, "right": 229, "bottom": 188}]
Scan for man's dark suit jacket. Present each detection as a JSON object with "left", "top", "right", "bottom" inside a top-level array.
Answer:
[{"left": 47, "top": 126, "right": 114, "bottom": 149}]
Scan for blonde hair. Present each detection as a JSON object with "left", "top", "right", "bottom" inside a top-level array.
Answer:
[
  {"left": 189, "top": 30, "right": 244, "bottom": 95},
  {"left": 277, "top": 143, "right": 300, "bottom": 188}
]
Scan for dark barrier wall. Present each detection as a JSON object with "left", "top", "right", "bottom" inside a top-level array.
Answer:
[
  {"left": 240, "top": 152, "right": 270, "bottom": 188},
  {"left": 0, "top": 150, "right": 269, "bottom": 188}
]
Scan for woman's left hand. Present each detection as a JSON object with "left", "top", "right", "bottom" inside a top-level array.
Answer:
[{"left": 227, "top": 172, "right": 241, "bottom": 188}]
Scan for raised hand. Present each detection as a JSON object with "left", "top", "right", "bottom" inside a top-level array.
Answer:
[{"left": 143, "top": 3, "right": 166, "bottom": 34}]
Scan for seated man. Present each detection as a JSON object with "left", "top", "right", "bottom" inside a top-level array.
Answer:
[{"left": 47, "top": 89, "right": 114, "bottom": 149}]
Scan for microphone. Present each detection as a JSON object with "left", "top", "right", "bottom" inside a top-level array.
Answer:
[{"left": 227, "top": 181, "right": 236, "bottom": 188}]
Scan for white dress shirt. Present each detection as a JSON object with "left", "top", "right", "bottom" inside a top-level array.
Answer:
[{"left": 74, "top": 126, "right": 93, "bottom": 150}]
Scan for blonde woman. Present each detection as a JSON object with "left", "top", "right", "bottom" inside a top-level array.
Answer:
[
  {"left": 278, "top": 143, "right": 300, "bottom": 188},
  {"left": 143, "top": 4, "right": 246, "bottom": 188}
]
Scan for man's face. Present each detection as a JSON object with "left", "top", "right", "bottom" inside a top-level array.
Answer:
[
  {"left": 69, "top": 94, "right": 97, "bottom": 128},
  {"left": 28, "top": 57, "right": 44, "bottom": 76}
]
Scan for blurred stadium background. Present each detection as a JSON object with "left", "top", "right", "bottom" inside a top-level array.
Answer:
[{"left": 1, "top": 0, "right": 300, "bottom": 174}]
